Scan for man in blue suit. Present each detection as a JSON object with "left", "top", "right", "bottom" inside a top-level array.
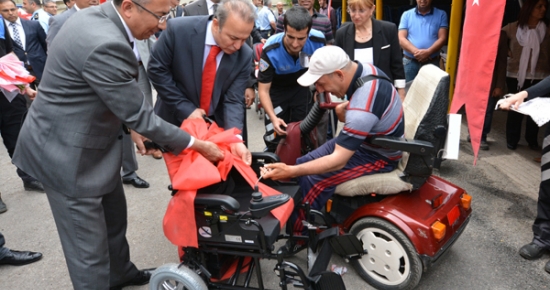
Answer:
[{"left": 0, "top": 0, "right": 47, "bottom": 83}]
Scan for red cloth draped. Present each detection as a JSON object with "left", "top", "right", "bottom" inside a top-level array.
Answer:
[
  {"left": 450, "top": 0, "right": 505, "bottom": 163},
  {"left": 162, "top": 119, "right": 294, "bottom": 248}
]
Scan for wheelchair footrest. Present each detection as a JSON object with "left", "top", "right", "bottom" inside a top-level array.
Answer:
[{"left": 329, "top": 233, "right": 364, "bottom": 258}]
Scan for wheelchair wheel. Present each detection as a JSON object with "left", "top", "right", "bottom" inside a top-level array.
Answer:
[
  {"left": 149, "top": 263, "right": 207, "bottom": 290},
  {"left": 349, "top": 218, "right": 422, "bottom": 290}
]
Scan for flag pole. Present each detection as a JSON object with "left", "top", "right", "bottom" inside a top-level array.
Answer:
[
  {"left": 376, "top": 0, "right": 383, "bottom": 19},
  {"left": 446, "top": 0, "right": 464, "bottom": 104}
]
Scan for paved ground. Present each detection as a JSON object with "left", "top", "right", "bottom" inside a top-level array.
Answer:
[{"left": 0, "top": 100, "right": 548, "bottom": 289}]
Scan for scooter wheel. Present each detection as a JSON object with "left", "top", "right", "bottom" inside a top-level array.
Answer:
[{"left": 349, "top": 217, "right": 422, "bottom": 290}]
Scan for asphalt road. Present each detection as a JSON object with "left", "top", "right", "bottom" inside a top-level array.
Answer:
[{"left": 1, "top": 105, "right": 549, "bottom": 289}]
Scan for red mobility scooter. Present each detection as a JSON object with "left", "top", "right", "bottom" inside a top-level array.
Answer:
[{"left": 149, "top": 64, "right": 472, "bottom": 290}]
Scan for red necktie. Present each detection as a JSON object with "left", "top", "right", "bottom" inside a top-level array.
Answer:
[{"left": 200, "top": 45, "right": 222, "bottom": 114}]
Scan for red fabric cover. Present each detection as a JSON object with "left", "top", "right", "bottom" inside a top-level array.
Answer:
[
  {"left": 162, "top": 119, "right": 294, "bottom": 248},
  {"left": 450, "top": 0, "right": 505, "bottom": 163}
]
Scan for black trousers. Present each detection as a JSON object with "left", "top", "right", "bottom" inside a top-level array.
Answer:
[
  {"left": 0, "top": 93, "right": 35, "bottom": 182},
  {"left": 533, "top": 124, "right": 550, "bottom": 248},
  {"left": 505, "top": 78, "right": 540, "bottom": 147}
]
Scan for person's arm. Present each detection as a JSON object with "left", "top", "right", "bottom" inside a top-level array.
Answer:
[
  {"left": 398, "top": 29, "right": 417, "bottom": 55},
  {"left": 147, "top": 21, "right": 200, "bottom": 124},
  {"left": 387, "top": 23, "right": 406, "bottom": 99},
  {"left": 499, "top": 76, "right": 550, "bottom": 110},
  {"left": 261, "top": 144, "right": 355, "bottom": 180},
  {"left": 251, "top": 25, "right": 264, "bottom": 43},
  {"left": 268, "top": 12, "right": 276, "bottom": 30}
]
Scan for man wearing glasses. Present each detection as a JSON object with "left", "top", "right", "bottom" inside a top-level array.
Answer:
[
  {"left": 148, "top": 0, "right": 255, "bottom": 165},
  {"left": 13, "top": 0, "right": 225, "bottom": 289}
]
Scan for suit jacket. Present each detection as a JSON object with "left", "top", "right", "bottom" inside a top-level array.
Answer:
[
  {"left": 13, "top": 3, "right": 191, "bottom": 197},
  {"left": 148, "top": 15, "right": 252, "bottom": 131},
  {"left": 12, "top": 19, "right": 47, "bottom": 80},
  {"left": 335, "top": 20, "right": 405, "bottom": 82},
  {"left": 46, "top": 6, "right": 77, "bottom": 49},
  {"left": 183, "top": 0, "right": 208, "bottom": 16}
]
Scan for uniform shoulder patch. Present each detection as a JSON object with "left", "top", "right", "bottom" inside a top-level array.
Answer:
[
  {"left": 259, "top": 59, "right": 270, "bottom": 72},
  {"left": 33, "top": 13, "right": 39, "bottom": 20}
]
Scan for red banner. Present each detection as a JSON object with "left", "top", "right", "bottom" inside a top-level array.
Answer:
[{"left": 450, "top": 0, "right": 506, "bottom": 163}]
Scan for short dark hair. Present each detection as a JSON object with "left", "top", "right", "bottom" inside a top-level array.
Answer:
[
  {"left": 30, "top": 0, "right": 42, "bottom": 6},
  {"left": 518, "top": 0, "right": 549, "bottom": 28},
  {"left": 283, "top": 6, "right": 312, "bottom": 32},
  {"left": 62, "top": 0, "right": 70, "bottom": 5}
]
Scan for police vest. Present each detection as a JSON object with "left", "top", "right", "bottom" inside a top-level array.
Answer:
[{"left": 263, "top": 29, "right": 325, "bottom": 75}]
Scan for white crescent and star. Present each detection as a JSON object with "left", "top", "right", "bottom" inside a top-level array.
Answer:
[{"left": 473, "top": 0, "right": 480, "bottom": 6}]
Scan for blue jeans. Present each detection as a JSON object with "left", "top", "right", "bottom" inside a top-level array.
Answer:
[{"left": 403, "top": 57, "right": 440, "bottom": 82}]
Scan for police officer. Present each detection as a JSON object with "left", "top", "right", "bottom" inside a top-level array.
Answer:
[{"left": 258, "top": 6, "right": 325, "bottom": 152}]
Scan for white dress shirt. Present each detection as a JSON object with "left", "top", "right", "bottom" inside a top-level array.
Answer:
[{"left": 5, "top": 18, "right": 26, "bottom": 50}]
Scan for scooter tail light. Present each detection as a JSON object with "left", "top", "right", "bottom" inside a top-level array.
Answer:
[
  {"left": 461, "top": 193, "right": 472, "bottom": 210},
  {"left": 431, "top": 221, "right": 446, "bottom": 241},
  {"left": 326, "top": 199, "right": 333, "bottom": 213}
]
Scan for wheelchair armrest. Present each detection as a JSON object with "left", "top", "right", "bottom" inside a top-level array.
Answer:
[
  {"left": 252, "top": 152, "right": 280, "bottom": 163},
  {"left": 370, "top": 136, "right": 435, "bottom": 156},
  {"left": 195, "top": 194, "right": 240, "bottom": 212}
]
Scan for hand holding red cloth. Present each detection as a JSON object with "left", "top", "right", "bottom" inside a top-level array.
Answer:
[{"left": 162, "top": 119, "right": 294, "bottom": 248}]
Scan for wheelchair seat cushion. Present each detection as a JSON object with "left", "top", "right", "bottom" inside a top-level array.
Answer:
[{"left": 334, "top": 65, "right": 449, "bottom": 197}]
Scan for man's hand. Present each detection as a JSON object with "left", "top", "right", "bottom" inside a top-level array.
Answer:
[
  {"left": 231, "top": 142, "right": 252, "bottom": 165},
  {"left": 414, "top": 49, "right": 431, "bottom": 63},
  {"left": 397, "top": 88, "right": 406, "bottom": 102},
  {"left": 271, "top": 117, "right": 288, "bottom": 136},
  {"left": 245, "top": 88, "right": 255, "bottom": 108},
  {"left": 492, "top": 87, "right": 503, "bottom": 98},
  {"left": 260, "top": 162, "right": 296, "bottom": 180},
  {"left": 261, "top": 38, "right": 267, "bottom": 44},
  {"left": 335, "top": 101, "right": 348, "bottom": 123},
  {"left": 190, "top": 139, "right": 225, "bottom": 163},
  {"left": 131, "top": 130, "right": 156, "bottom": 155},
  {"left": 188, "top": 108, "right": 207, "bottom": 120},
  {"left": 25, "top": 87, "right": 37, "bottom": 100}
]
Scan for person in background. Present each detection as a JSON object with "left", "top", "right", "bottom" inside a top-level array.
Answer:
[
  {"left": 318, "top": 0, "right": 336, "bottom": 35},
  {"left": 22, "top": 0, "right": 50, "bottom": 32},
  {"left": 0, "top": 231, "right": 42, "bottom": 266},
  {"left": 43, "top": 0, "right": 57, "bottom": 16},
  {"left": 255, "top": 0, "right": 276, "bottom": 39},
  {"left": 46, "top": 0, "right": 100, "bottom": 49},
  {"left": 335, "top": 0, "right": 405, "bottom": 100},
  {"left": 398, "top": 0, "right": 448, "bottom": 82},
  {"left": 63, "top": 0, "right": 75, "bottom": 10},
  {"left": 501, "top": 0, "right": 550, "bottom": 151},
  {"left": 499, "top": 75, "right": 550, "bottom": 275},
  {"left": 275, "top": 1, "right": 284, "bottom": 17},
  {"left": 275, "top": 0, "right": 333, "bottom": 44}
]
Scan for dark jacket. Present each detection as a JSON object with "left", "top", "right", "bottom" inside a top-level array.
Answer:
[
  {"left": 12, "top": 19, "right": 47, "bottom": 80},
  {"left": 335, "top": 19, "right": 405, "bottom": 83}
]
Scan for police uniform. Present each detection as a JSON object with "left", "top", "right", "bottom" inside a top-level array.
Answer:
[
  {"left": 32, "top": 8, "right": 50, "bottom": 33},
  {"left": 258, "top": 29, "right": 325, "bottom": 150}
]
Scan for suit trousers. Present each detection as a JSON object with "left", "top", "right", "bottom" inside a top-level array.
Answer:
[
  {"left": 505, "top": 78, "right": 540, "bottom": 148},
  {"left": 533, "top": 124, "right": 550, "bottom": 248},
  {"left": 0, "top": 231, "right": 8, "bottom": 260},
  {"left": 44, "top": 180, "right": 139, "bottom": 289},
  {"left": 0, "top": 93, "right": 37, "bottom": 182},
  {"left": 121, "top": 64, "right": 153, "bottom": 179}
]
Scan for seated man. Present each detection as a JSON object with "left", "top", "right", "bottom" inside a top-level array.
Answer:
[{"left": 261, "top": 46, "right": 404, "bottom": 236}]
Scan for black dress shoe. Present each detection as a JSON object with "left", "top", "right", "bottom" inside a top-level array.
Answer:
[
  {"left": 0, "top": 249, "right": 42, "bottom": 266},
  {"left": 110, "top": 268, "right": 155, "bottom": 289},
  {"left": 545, "top": 260, "right": 550, "bottom": 274},
  {"left": 122, "top": 176, "right": 149, "bottom": 188},
  {"left": 519, "top": 242, "right": 547, "bottom": 260},
  {"left": 23, "top": 180, "right": 44, "bottom": 192},
  {"left": 0, "top": 195, "right": 6, "bottom": 214},
  {"left": 529, "top": 143, "right": 540, "bottom": 151},
  {"left": 507, "top": 143, "right": 517, "bottom": 150}
]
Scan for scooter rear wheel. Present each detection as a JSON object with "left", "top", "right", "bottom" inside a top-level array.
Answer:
[{"left": 349, "top": 217, "right": 422, "bottom": 290}]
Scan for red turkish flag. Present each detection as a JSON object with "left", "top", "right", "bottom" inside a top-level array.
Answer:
[{"left": 450, "top": 0, "right": 506, "bottom": 163}]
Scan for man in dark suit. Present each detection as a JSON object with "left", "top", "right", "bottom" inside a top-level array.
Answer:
[
  {"left": 0, "top": 0, "right": 47, "bottom": 83},
  {"left": 0, "top": 0, "right": 44, "bottom": 192},
  {"left": 12, "top": 0, "right": 224, "bottom": 288},
  {"left": 46, "top": 0, "right": 99, "bottom": 49},
  {"left": 182, "top": 0, "right": 219, "bottom": 16},
  {"left": 149, "top": 0, "right": 255, "bottom": 163}
]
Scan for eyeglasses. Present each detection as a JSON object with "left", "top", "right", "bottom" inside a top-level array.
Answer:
[
  {"left": 347, "top": 8, "right": 368, "bottom": 14},
  {"left": 131, "top": 0, "right": 170, "bottom": 24}
]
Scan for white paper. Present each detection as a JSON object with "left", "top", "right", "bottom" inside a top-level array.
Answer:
[
  {"left": 442, "top": 114, "right": 461, "bottom": 160},
  {"left": 496, "top": 97, "right": 550, "bottom": 127}
]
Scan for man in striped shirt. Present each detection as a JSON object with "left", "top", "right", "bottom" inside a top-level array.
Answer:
[{"left": 261, "top": 46, "right": 404, "bottom": 235}]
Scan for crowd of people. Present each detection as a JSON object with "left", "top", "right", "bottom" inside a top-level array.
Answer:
[{"left": 0, "top": 0, "right": 549, "bottom": 288}]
